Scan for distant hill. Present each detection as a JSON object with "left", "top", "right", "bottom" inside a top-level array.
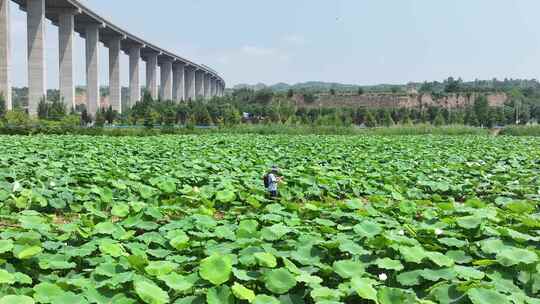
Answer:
[{"left": 233, "top": 81, "right": 363, "bottom": 92}]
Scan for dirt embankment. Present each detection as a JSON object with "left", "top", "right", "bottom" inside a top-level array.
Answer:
[{"left": 294, "top": 92, "right": 507, "bottom": 109}]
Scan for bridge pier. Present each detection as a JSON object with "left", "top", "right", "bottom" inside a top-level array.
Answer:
[
  {"left": 27, "top": 0, "right": 46, "bottom": 116},
  {"left": 195, "top": 70, "right": 204, "bottom": 99},
  {"left": 85, "top": 23, "right": 100, "bottom": 117},
  {"left": 185, "top": 66, "right": 196, "bottom": 101},
  {"left": 146, "top": 52, "right": 158, "bottom": 100},
  {"left": 129, "top": 45, "right": 141, "bottom": 107},
  {"left": 0, "top": 0, "right": 10, "bottom": 110},
  {"left": 59, "top": 10, "right": 75, "bottom": 111},
  {"left": 108, "top": 36, "right": 122, "bottom": 113},
  {"left": 159, "top": 58, "right": 173, "bottom": 100},
  {"left": 172, "top": 62, "right": 185, "bottom": 102}
]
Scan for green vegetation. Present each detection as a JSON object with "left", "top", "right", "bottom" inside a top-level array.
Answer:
[{"left": 0, "top": 135, "right": 538, "bottom": 303}]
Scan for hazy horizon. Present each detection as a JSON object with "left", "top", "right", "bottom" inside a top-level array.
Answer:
[{"left": 7, "top": 0, "right": 540, "bottom": 88}]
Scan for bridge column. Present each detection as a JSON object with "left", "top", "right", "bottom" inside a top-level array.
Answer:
[
  {"left": 108, "top": 36, "right": 121, "bottom": 113},
  {"left": 195, "top": 70, "right": 204, "bottom": 99},
  {"left": 59, "top": 11, "right": 75, "bottom": 111},
  {"left": 159, "top": 58, "right": 172, "bottom": 100},
  {"left": 172, "top": 62, "right": 185, "bottom": 102},
  {"left": 129, "top": 45, "right": 141, "bottom": 106},
  {"left": 0, "top": 0, "right": 11, "bottom": 110},
  {"left": 85, "top": 23, "right": 99, "bottom": 117},
  {"left": 145, "top": 53, "right": 158, "bottom": 100},
  {"left": 27, "top": 0, "right": 46, "bottom": 116},
  {"left": 185, "top": 66, "right": 195, "bottom": 101},
  {"left": 204, "top": 74, "right": 211, "bottom": 99},
  {"left": 212, "top": 78, "right": 218, "bottom": 96}
]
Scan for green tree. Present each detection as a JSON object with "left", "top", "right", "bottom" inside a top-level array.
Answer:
[
  {"left": 357, "top": 87, "right": 364, "bottom": 95},
  {"left": 48, "top": 99, "right": 66, "bottom": 121},
  {"left": 382, "top": 110, "right": 395, "bottom": 126},
  {"left": 192, "top": 102, "right": 212, "bottom": 125},
  {"left": 286, "top": 89, "right": 294, "bottom": 98},
  {"left": 364, "top": 110, "right": 377, "bottom": 127},
  {"left": 95, "top": 109, "right": 106, "bottom": 127},
  {"left": 0, "top": 94, "right": 6, "bottom": 118},
  {"left": 433, "top": 112, "right": 446, "bottom": 126},
  {"left": 473, "top": 95, "right": 489, "bottom": 127},
  {"left": 105, "top": 106, "right": 117, "bottom": 124},
  {"left": 80, "top": 108, "right": 92, "bottom": 126},
  {"left": 37, "top": 97, "right": 48, "bottom": 119}
]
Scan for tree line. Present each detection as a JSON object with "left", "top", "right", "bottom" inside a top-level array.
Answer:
[{"left": 0, "top": 85, "right": 539, "bottom": 129}]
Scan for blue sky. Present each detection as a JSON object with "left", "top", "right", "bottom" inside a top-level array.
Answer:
[{"left": 8, "top": 0, "right": 540, "bottom": 88}]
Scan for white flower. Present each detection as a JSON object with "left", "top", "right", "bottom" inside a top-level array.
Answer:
[
  {"left": 435, "top": 228, "right": 444, "bottom": 235},
  {"left": 398, "top": 230, "right": 405, "bottom": 236},
  {"left": 378, "top": 273, "right": 388, "bottom": 281}
]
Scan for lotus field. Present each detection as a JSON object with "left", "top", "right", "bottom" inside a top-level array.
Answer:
[{"left": 0, "top": 135, "right": 539, "bottom": 304}]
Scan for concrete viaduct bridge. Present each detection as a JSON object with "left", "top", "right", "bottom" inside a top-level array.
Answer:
[{"left": 0, "top": 0, "right": 225, "bottom": 116}]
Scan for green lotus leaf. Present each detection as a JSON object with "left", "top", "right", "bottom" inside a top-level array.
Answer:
[
  {"left": 159, "top": 273, "right": 198, "bottom": 292},
  {"left": 33, "top": 282, "right": 65, "bottom": 303},
  {"left": 216, "top": 190, "right": 236, "bottom": 203},
  {"left": 310, "top": 287, "right": 342, "bottom": 302},
  {"left": 134, "top": 279, "right": 170, "bottom": 304},
  {"left": 236, "top": 219, "right": 259, "bottom": 239},
  {"left": 111, "top": 204, "right": 130, "bottom": 217},
  {"left": 333, "top": 260, "right": 365, "bottom": 278},
  {"left": 99, "top": 242, "right": 125, "bottom": 257},
  {"left": 496, "top": 247, "right": 539, "bottom": 266},
  {"left": 253, "top": 295, "right": 280, "bottom": 304},
  {"left": 254, "top": 252, "right": 277, "bottom": 268},
  {"left": 207, "top": 286, "right": 234, "bottom": 304},
  {"left": 467, "top": 288, "right": 511, "bottom": 304},
  {"left": 456, "top": 216, "right": 482, "bottom": 229},
  {"left": 0, "top": 240, "right": 13, "bottom": 254},
  {"left": 169, "top": 230, "right": 190, "bottom": 250},
  {"left": 264, "top": 268, "right": 296, "bottom": 294},
  {"left": 0, "top": 295, "right": 35, "bottom": 304},
  {"left": 353, "top": 221, "right": 382, "bottom": 238},
  {"left": 231, "top": 283, "right": 255, "bottom": 302},
  {"left": 16, "top": 245, "right": 42, "bottom": 259},
  {"left": 425, "top": 252, "right": 454, "bottom": 267},
  {"left": 351, "top": 277, "right": 378, "bottom": 302},
  {"left": 378, "top": 287, "right": 417, "bottom": 304},
  {"left": 0, "top": 270, "right": 15, "bottom": 284},
  {"left": 145, "top": 261, "right": 178, "bottom": 276},
  {"left": 375, "top": 258, "right": 404, "bottom": 271},
  {"left": 399, "top": 246, "right": 426, "bottom": 264},
  {"left": 199, "top": 254, "right": 233, "bottom": 285}
]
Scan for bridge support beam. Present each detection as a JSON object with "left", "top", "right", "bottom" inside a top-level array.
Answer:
[
  {"left": 160, "top": 58, "right": 172, "bottom": 100},
  {"left": 59, "top": 11, "right": 75, "bottom": 111},
  {"left": 146, "top": 53, "right": 158, "bottom": 100},
  {"left": 172, "top": 62, "right": 185, "bottom": 102},
  {"left": 0, "top": 0, "right": 11, "bottom": 110},
  {"left": 85, "top": 23, "right": 99, "bottom": 117},
  {"left": 185, "top": 66, "right": 195, "bottom": 101},
  {"left": 129, "top": 45, "right": 141, "bottom": 106},
  {"left": 108, "top": 36, "right": 121, "bottom": 113},
  {"left": 204, "top": 73, "right": 211, "bottom": 99},
  {"left": 195, "top": 70, "right": 204, "bottom": 99},
  {"left": 211, "top": 78, "right": 217, "bottom": 97},
  {"left": 27, "top": 0, "right": 46, "bottom": 116}
]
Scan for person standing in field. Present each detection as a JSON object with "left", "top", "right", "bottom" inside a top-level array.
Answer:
[{"left": 264, "top": 166, "right": 283, "bottom": 198}]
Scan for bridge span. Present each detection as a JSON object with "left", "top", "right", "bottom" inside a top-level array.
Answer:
[{"left": 0, "top": 0, "right": 225, "bottom": 116}]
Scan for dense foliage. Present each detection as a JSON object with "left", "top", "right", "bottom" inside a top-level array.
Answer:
[{"left": 0, "top": 135, "right": 538, "bottom": 303}]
